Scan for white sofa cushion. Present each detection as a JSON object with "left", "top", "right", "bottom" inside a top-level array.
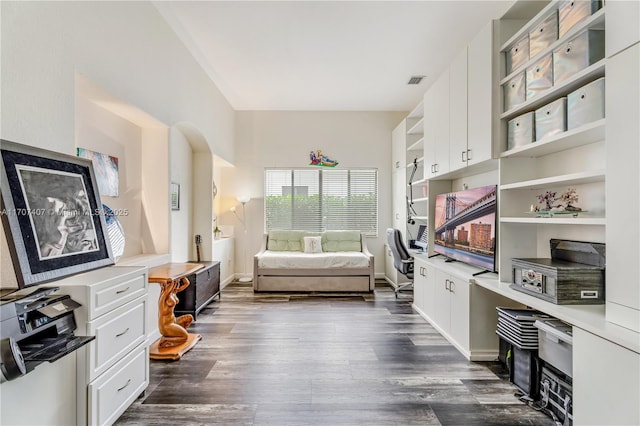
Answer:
[
  {"left": 257, "top": 251, "right": 370, "bottom": 269},
  {"left": 303, "top": 236, "right": 323, "bottom": 253}
]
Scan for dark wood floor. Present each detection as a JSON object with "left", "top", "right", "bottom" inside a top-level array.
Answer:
[{"left": 116, "top": 282, "right": 554, "bottom": 425}]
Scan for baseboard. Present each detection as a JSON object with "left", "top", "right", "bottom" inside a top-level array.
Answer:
[
  {"left": 375, "top": 272, "right": 386, "bottom": 279},
  {"left": 220, "top": 275, "right": 235, "bottom": 289}
]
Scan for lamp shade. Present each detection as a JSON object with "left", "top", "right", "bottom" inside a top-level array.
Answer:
[{"left": 237, "top": 195, "right": 251, "bottom": 204}]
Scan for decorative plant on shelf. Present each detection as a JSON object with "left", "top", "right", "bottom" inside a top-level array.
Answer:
[{"left": 536, "top": 188, "right": 581, "bottom": 212}]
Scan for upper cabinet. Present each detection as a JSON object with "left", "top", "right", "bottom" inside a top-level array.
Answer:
[{"left": 605, "top": 0, "right": 640, "bottom": 56}]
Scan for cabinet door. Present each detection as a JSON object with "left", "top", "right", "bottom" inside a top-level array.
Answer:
[
  {"left": 606, "top": 43, "right": 640, "bottom": 332},
  {"left": 606, "top": 0, "right": 640, "bottom": 57},
  {"left": 393, "top": 170, "right": 406, "bottom": 233},
  {"left": 448, "top": 274, "right": 470, "bottom": 351},
  {"left": 384, "top": 244, "right": 398, "bottom": 286},
  {"left": 423, "top": 87, "right": 437, "bottom": 177},
  {"left": 413, "top": 260, "right": 426, "bottom": 312},
  {"left": 467, "top": 20, "right": 494, "bottom": 166},
  {"left": 433, "top": 268, "right": 451, "bottom": 333},
  {"left": 391, "top": 120, "right": 406, "bottom": 171},
  {"left": 433, "top": 70, "right": 450, "bottom": 176},
  {"left": 449, "top": 47, "right": 468, "bottom": 172},
  {"left": 422, "top": 262, "right": 436, "bottom": 319}
]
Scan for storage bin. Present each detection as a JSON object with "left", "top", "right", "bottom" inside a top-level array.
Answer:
[
  {"left": 526, "top": 54, "right": 553, "bottom": 100},
  {"left": 529, "top": 12, "right": 558, "bottom": 58},
  {"left": 510, "top": 346, "right": 540, "bottom": 398},
  {"left": 508, "top": 111, "right": 535, "bottom": 150},
  {"left": 553, "top": 29, "right": 604, "bottom": 85},
  {"left": 567, "top": 77, "right": 605, "bottom": 130},
  {"left": 534, "top": 319, "right": 573, "bottom": 377},
  {"left": 558, "top": 0, "right": 602, "bottom": 39},
  {"left": 503, "top": 72, "right": 526, "bottom": 111},
  {"left": 506, "top": 34, "right": 530, "bottom": 74},
  {"left": 535, "top": 97, "right": 567, "bottom": 140}
]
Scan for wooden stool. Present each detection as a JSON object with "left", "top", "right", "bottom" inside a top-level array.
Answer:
[{"left": 148, "top": 262, "right": 204, "bottom": 360}]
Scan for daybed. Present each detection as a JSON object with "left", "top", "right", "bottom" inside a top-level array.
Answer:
[{"left": 253, "top": 230, "right": 375, "bottom": 292}]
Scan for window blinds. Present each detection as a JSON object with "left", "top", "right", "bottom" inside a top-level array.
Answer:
[{"left": 264, "top": 168, "right": 378, "bottom": 236}]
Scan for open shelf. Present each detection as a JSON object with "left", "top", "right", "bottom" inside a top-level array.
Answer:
[
  {"left": 500, "top": 216, "right": 605, "bottom": 225},
  {"left": 500, "top": 7, "right": 606, "bottom": 83},
  {"left": 407, "top": 137, "right": 424, "bottom": 151},
  {"left": 407, "top": 117, "right": 425, "bottom": 135},
  {"left": 409, "top": 177, "right": 428, "bottom": 186},
  {"left": 407, "top": 156, "right": 424, "bottom": 168},
  {"left": 500, "top": 119, "right": 605, "bottom": 158},
  {"left": 500, "top": 60, "right": 606, "bottom": 120},
  {"left": 412, "top": 196, "right": 428, "bottom": 203},
  {"left": 407, "top": 100, "right": 424, "bottom": 119},
  {"left": 500, "top": 169, "right": 605, "bottom": 190}
]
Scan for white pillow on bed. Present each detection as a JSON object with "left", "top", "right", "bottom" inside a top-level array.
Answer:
[{"left": 303, "top": 236, "right": 323, "bottom": 253}]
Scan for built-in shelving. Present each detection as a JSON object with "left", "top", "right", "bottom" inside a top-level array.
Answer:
[
  {"left": 412, "top": 196, "right": 428, "bottom": 203},
  {"left": 500, "top": 119, "right": 605, "bottom": 158},
  {"left": 500, "top": 169, "right": 605, "bottom": 190},
  {"left": 407, "top": 118, "right": 425, "bottom": 135},
  {"left": 501, "top": 60, "right": 606, "bottom": 120},
  {"left": 407, "top": 137, "right": 424, "bottom": 151},
  {"left": 407, "top": 100, "right": 424, "bottom": 119},
  {"left": 500, "top": 7, "right": 606, "bottom": 83},
  {"left": 500, "top": 216, "right": 605, "bottom": 225},
  {"left": 406, "top": 156, "right": 424, "bottom": 168}
]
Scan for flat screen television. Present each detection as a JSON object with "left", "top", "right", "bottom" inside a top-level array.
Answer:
[{"left": 433, "top": 185, "right": 497, "bottom": 273}]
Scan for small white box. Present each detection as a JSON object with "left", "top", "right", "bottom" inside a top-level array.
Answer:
[
  {"left": 506, "top": 35, "right": 530, "bottom": 74},
  {"left": 553, "top": 29, "right": 605, "bottom": 85},
  {"left": 526, "top": 54, "right": 553, "bottom": 100},
  {"left": 535, "top": 319, "right": 573, "bottom": 377},
  {"left": 529, "top": 12, "right": 559, "bottom": 58},
  {"left": 503, "top": 72, "right": 526, "bottom": 111},
  {"left": 536, "top": 97, "right": 567, "bottom": 141},
  {"left": 558, "top": 0, "right": 602, "bottom": 39},
  {"left": 567, "top": 77, "right": 605, "bottom": 129},
  {"left": 507, "top": 111, "right": 535, "bottom": 150}
]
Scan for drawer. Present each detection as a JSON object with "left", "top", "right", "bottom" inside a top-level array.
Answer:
[
  {"left": 503, "top": 72, "right": 526, "bottom": 111},
  {"left": 507, "top": 111, "right": 535, "bottom": 150},
  {"left": 93, "top": 274, "right": 147, "bottom": 319},
  {"left": 558, "top": 0, "right": 602, "bottom": 39},
  {"left": 535, "top": 97, "right": 567, "bottom": 140},
  {"left": 505, "top": 34, "right": 530, "bottom": 75},
  {"left": 526, "top": 54, "right": 553, "bottom": 100},
  {"left": 567, "top": 77, "right": 605, "bottom": 130},
  {"left": 88, "top": 344, "right": 149, "bottom": 426},
  {"left": 553, "top": 29, "right": 604, "bottom": 85},
  {"left": 87, "top": 296, "right": 147, "bottom": 380},
  {"left": 529, "top": 12, "right": 558, "bottom": 58}
]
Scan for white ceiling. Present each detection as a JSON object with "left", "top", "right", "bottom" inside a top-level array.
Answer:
[{"left": 155, "top": 1, "right": 516, "bottom": 112}]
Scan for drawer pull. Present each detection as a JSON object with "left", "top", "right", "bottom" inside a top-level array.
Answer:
[
  {"left": 115, "top": 328, "right": 130, "bottom": 338},
  {"left": 117, "top": 379, "right": 131, "bottom": 392},
  {"left": 116, "top": 287, "right": 130, "bottom": 294}
]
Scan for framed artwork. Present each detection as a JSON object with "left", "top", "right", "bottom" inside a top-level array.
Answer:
[
  {"left": 0, "top": 140, "right": 114, "bottom": 287},
  {"left": 171, "top": 182, "right": 180, "bottom": 210},
  {"left": 76, "top": 147, "right": 119, "bottom": 197}
]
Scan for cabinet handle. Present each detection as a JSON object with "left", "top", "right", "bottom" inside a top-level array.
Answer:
[
  {"left": 466, "top": 149, "right": 472, "bottom": 161},
  {"left": 117, "top": 379, "right": 132, "bottom": 392},
  {"left": 116, "top": 287, "right": 130, "bottom": 294},
  {"left": 461, "top": 150, "right": 466, "bottom": 162},
  {"left": 115, "top": 328, "right": 130, "bottom": 338},
  {"left": 395, "top": 213, "right": 399, "bottom": 220},
  {"left": 450, "top": 281, "right": 455, "bottom": 293},
  {"left": 435, "top": 163, "right": 439, "bottom": 173},
  {"left": 445, "top": 279, "right": 450, "bottom": 290}
]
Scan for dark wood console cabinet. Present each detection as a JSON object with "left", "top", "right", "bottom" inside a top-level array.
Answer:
[{"left": 175, "top": 261, "right": 220, "bottom": 319}]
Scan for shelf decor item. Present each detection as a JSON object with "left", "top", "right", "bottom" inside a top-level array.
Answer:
[
  {"left": 534, "top": 188, "right": 583, "bottom": 216},
  {"left": 0, "top": 140, "right": 114, "bottom": 287}
]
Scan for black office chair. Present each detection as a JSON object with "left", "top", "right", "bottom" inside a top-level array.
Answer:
[{"left": 386, "top": 228, "right": 414, "bottom": 298}]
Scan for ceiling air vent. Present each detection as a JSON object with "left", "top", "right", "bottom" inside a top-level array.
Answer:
[{"left": 407, "top": 75, "right": 425, "bottom": 85}]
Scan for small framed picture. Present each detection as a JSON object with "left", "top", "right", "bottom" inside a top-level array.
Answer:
[{"left": 170, "top": 182, "right": 180, "bottom": 210}]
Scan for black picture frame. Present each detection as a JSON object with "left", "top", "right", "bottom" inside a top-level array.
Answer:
[{"left": 1, "top": 140, "right": 114, "bottom": 287}]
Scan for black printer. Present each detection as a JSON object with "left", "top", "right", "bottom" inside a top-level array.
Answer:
[{"left": 0, "top": 286, "right": 93, "bottom": 381}]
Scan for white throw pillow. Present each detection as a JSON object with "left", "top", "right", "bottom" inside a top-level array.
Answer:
[{"left": 303, "top": 236, "right": 322, "bottom": 253}]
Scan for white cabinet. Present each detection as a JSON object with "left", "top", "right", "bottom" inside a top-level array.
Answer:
[
  {"left": 449, "top": 47, "right": 469, "bottom": 172},
  {"left": 467, "top": 20, "right": 495, "bottom": 167},
  {"left": 412, "top": 257, "right": 435, "bottom": 320},
  {"left": 605, "top": 43, "right": 640, "bottom": 332},
  {"left": 392, "top": 120, "right": 408, "bottom": 235},
  {"left": 213, "top": 237, "right": 235, "bottom": 287},
  {"left": 424, "top": 70, "right": 450, "bottom": 177},
  {"left": 605, "top": 0, "right": 640, "bottom": 57},
  {"left": 54, "top": 266, "right": 149, "bottom": 426},
  {"left": 384, "top": 243, "right": 398, "bottom": 286},
  {"left": 573, "top": 328, "right": 640, "bottom": 425},
  {"left": 432, "top": 268, "right": 469, "bottom": 351}
]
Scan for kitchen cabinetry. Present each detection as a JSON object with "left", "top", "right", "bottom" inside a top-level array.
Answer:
[
  {"left": 424, "top": 69, "right": 450, "bottom": 178},
  {"left": 54, "top": 266, "right": 149, "bottom": 426}
]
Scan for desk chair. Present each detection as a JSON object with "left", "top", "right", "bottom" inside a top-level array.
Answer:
[{"left": 386, "top": 228, "right": 414, "bottom": 298}]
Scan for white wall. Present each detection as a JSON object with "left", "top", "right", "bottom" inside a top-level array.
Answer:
[
  {"left": 169, "top": 128, "right": 193, "bottom": 262},
  {"left": 221, "top": 111, "right": 406, "bottom": 278}
]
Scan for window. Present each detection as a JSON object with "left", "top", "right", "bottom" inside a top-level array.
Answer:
[{"left": 264, "top": 168, "right": 378, "bottom": 236}]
